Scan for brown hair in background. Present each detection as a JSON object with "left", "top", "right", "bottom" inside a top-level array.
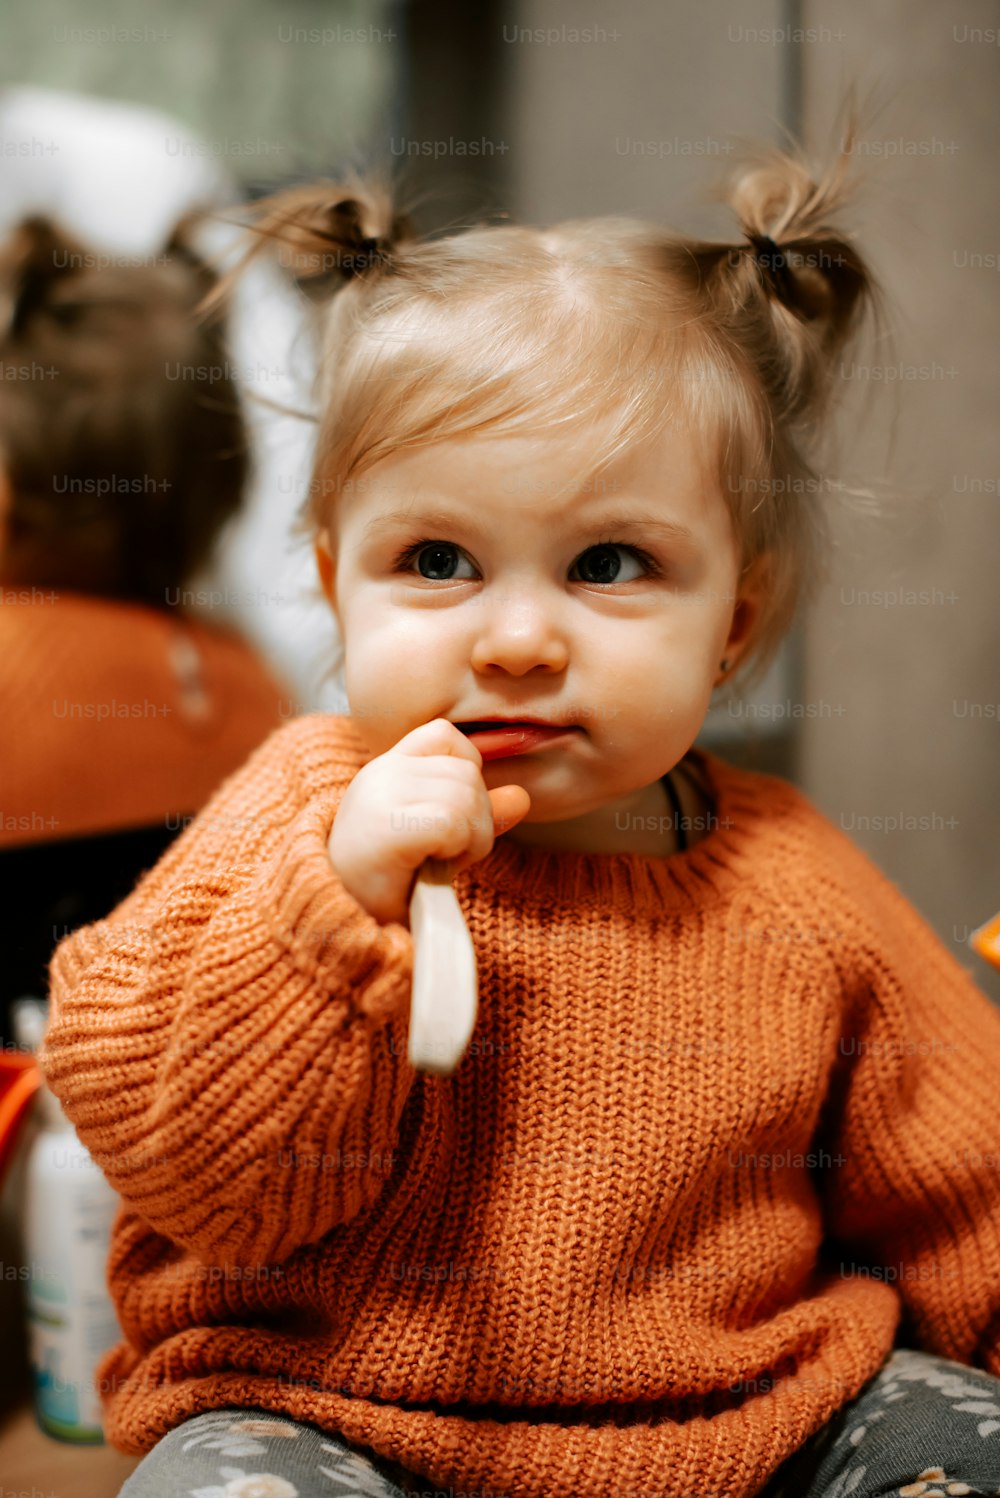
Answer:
[{"left": 0, "top": 213, "right": 248, "bottom": 605}]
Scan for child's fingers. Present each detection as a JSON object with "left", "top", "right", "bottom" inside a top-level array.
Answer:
[
  {"left": 393, "top": 717, "right": 484, "bottom": 768},
  {"left": 488, "top": 784, "right": 532, "bottom": 836},
  {"left": 448, "top": 785, "right": 531, "bottom": 879}
]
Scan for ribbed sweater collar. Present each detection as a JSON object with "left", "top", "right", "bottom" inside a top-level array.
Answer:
[{"left": 462, "top": 746, "right": 766, "bottom": 917}]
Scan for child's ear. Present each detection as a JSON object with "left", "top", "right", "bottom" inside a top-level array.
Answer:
[
  {"left": 721, "top": 552, "right": 771, "bottom": 671},
  {"left": 314, "top": 530, "right": 338, "bottom": 615}
]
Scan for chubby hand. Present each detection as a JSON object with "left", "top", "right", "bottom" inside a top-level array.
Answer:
[{"left": 327, "top": 718, "right": 532, "bottom": 927}]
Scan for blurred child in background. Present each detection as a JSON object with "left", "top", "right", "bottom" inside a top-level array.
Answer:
[
  {"left": 0, "top": 211, "right": 291, "bottom": 847},
  {"left": 0, "top": 85, "right": 334, "bottom": 713}
]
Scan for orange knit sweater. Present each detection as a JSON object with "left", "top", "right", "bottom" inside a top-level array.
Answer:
[
  {"left": 0, "top": 589, "right": 291, "bottom": 847},
  {"left": 39, "top": 713, "right": 1000, "bottom": 1498}
]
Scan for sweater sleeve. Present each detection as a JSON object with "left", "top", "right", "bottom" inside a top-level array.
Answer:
[
  {"left": 812, "top": 843, "right": 1000, "bottom": 1377},
  {"left": 38, "top": 720, "right": 417, "bottom": 1270}
]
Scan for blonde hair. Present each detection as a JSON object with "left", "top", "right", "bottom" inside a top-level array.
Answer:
[{"left": 209, "top": 119, "right": 886, "bottom": 691}]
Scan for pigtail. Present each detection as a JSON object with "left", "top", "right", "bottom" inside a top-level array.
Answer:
[
  {"left": 678, "top": 115, "right": 885, "bottom": 430},
  {"left": 198, "top": 172, "right": 416, "bottom": 318},
  {"left": 0, "top": 215, "right": 84, "bottom": 340}
]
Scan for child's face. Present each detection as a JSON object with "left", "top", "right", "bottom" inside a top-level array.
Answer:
[{"left": 317, "top": 420, "right": 763, "bottom": 839}]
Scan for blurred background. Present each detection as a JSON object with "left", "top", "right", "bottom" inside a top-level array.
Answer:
[
  {"left": 0, "top": 0, "right": 996, "bottom": 1485},
  {"left": 0, "top": 0, "right": 991, "bottom": 980}
]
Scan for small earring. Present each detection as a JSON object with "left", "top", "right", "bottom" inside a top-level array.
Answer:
[{"left": 719, "top": 657, "right": 732, "bottom": 673}]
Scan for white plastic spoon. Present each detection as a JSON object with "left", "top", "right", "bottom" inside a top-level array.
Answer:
[{"left": 407, "top": 857, "right": 479, "bottom": 1074}]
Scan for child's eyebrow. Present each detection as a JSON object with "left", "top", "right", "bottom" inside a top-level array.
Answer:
[
  {"left": 361, "top": 506, "right": 700, "bottom": 547},
  {"left": 588, "top": 510, "right": 700, "bottom": 545}
]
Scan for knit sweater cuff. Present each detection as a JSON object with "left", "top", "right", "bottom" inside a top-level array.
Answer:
[{"left": 255, "top": 793, "right": 413, "bottom": 1026}]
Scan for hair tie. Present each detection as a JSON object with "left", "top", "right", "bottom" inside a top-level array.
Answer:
[
  {"left": 350, "top": 236, "right": 390, "bottom": 275},
  {"left": 747, "top": 233, "right": 797, "bottom": 307}
]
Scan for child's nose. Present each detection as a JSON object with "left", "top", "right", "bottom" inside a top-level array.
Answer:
[{"left": 468, "top": 595, "right": 570, "bottom": 675}]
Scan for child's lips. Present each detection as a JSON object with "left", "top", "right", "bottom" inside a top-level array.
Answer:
[{"left": 457, "top": 722, "right": 579, "bottom": 762}]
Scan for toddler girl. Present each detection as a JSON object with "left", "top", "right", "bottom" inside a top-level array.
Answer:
[{"left": 39, "top": 129, "right": 1000, "bottom": 1498}]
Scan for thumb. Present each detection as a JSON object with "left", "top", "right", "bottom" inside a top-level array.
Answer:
[
  {"left": 448, "top": 784, "right": 532, "bottom": 881},
  {"left": 488, "top": 783, "right": 532, "bottom": 836}
]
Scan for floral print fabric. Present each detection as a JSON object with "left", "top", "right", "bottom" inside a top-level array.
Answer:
[
  {"left": 762, "top": 1348, "right": 1000, "bottom": 1498},
  {"left": 116, "top": 1407, "right": 414, "bottom": 1497},
  {"left": 116, "top": 1351, "right": 1000, "bottom": 1497}
]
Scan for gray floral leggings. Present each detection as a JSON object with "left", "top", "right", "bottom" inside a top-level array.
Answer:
[{"left": 116, "top": 1349, "right": 1000, "bottom": 1497}]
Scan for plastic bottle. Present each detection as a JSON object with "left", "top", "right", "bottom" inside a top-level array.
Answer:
[{"left": 12, "top": 997, "right": 122, "bottom": 1443}]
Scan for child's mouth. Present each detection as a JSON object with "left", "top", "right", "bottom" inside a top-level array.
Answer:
[{"left": 455, "top": 722, "right": 578, "bottom": 762}]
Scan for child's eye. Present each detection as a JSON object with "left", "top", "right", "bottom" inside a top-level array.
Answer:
[
  {"left": 572, "top": 543, "right": 662, "bottom": 584},
  {"left": 392, "top": 539, "right": 477, "bottom": 581},
  {"left": 391, "top": 538, "right": 662, "bottom": 584}
]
